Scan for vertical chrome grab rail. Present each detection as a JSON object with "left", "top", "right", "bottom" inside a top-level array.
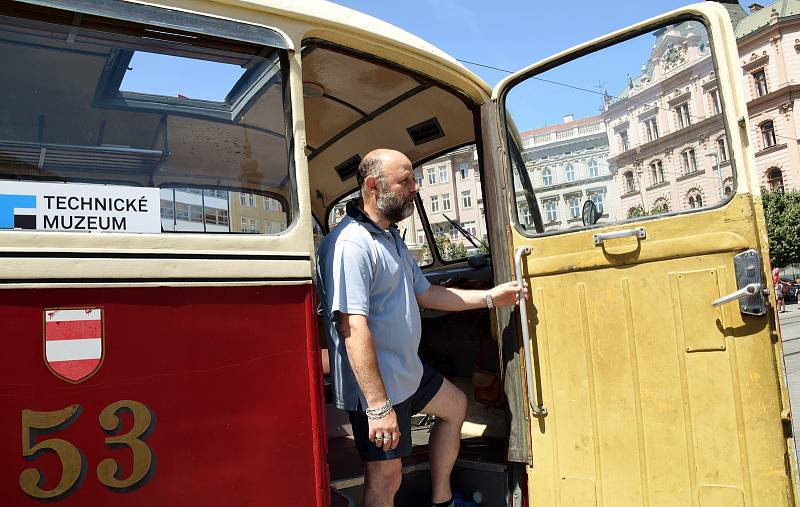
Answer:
[{"left": 514, "top": 247, "right": 547, "bottom": 417}]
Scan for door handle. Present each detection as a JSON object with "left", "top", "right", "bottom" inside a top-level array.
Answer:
[
  {"left": 514, "top": 246, "right": 547, "bottom": 417},
  {"left": 712, "top": 282, "right": 762, "bottom": 307},
  {"left": 592, "top": 227, "right": 646, "bottom": 246}
]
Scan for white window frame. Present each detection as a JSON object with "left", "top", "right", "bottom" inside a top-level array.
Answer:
[
  {"left": 461, "top": 190, "right": 472, "bottom": 208},
  {"left": 438, "top": 165, "right": 449, "bottom": 183}
]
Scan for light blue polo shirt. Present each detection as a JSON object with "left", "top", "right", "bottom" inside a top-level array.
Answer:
[{"left": 317, "top": 201, "right": 431, "bottom": 411}]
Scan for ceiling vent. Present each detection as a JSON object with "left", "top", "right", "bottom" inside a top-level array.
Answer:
[
  {"left": 335, "top": 154, "right": 362, "bottom": 182},
  {"left": 407, "top": 117, "right": 445, "bottom": 145}
]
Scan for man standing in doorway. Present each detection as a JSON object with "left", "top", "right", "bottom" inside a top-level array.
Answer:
[{"left": 317, "top": 149, "right": 526, "bottom": 507}]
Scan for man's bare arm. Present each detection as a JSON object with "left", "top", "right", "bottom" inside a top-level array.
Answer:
[
  {"left": 416, "top": 280, "right": 528, "bottom": 311},
  {"left": 338, "top": 313, "right": 388, "bottom": 407},
  {"left": 339, "top": 312, "right": 400, "bottom": 450}
]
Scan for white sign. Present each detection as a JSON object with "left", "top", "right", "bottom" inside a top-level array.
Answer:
[{"left": 0, "top": 181, "right": 161, "bottom": 233}]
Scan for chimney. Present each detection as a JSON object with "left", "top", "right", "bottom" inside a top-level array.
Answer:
[
  {"left": 563, "top": 114, "right": 574, "bottom": 123},
  {"left": 749, "top": 3, "right": 764, "bottom": 12}
]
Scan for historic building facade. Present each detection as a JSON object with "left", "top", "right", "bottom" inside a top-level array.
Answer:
[
  {"left": 603, "top": 1, "right": 800, "bottom": 215},
  {"left": 415, "top": 145, "right": 485, "bottom": 254},
  {"left": 519, "top": 115, "right": 616, "bottom": 231}
]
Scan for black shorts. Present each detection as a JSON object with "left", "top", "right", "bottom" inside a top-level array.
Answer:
[{"left": 347, "top": 363, "right": 444, "bottom": 462}]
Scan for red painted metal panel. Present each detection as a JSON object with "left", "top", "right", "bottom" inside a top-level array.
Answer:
[{"left": 0, "top": 284, "right": 327, "bottom": 505}]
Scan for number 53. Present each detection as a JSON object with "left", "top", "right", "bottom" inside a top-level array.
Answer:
[{"left": 19, "top": 400, "right": 154, "bottom": 500}]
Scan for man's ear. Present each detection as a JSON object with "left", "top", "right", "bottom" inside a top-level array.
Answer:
[{"left": 364, "top": 174, "right": 379, "bottom": 195}]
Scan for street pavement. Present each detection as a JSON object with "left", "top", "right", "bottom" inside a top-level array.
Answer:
[{"left": 779, "top": 304, "right": 800, "bottom": 468}]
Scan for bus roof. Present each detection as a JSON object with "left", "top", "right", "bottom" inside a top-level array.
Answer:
[{"left": 205, "top": 0, "right": 492, "bottom": 99}]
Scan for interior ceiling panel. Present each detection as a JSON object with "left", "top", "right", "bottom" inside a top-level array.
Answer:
[
  {"left": 302, "top": 96, "right": 362, "bottom": 149},
  {"left": 302, "top": 47, "right": 420, "bottom": 114}
]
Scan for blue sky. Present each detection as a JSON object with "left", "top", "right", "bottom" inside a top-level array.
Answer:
[{"left": 332, "top": 0, "right": 751, "bottom": 130}]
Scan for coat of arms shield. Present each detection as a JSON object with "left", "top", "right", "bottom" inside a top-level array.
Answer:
[{"left": 43, "top": 307, "right": 104, "bottom": 383}]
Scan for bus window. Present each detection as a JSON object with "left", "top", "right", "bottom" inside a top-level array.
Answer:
[
  {"left": 416, "top": 144, "right": 488, "bottom": 263},
  {"left": 326, "top": 189, "right": 432, "bottom": 267},
  {"left": 504, "top": 19, "right": 733, "bottom": 235},
  {"left": 0, "top": 10, "right": 292, "bottom": 234}
]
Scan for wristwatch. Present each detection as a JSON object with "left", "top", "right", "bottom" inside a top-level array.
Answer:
[{"left": 485, "top": 291, "right": 494, "bottom": 309}]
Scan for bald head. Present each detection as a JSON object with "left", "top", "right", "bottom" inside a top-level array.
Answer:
[
  {"left": 357, "top": 149, "right": 412, "bottom": 191},
  {"left": 356, "top": 149, "right": 418, "bottom": 228}
]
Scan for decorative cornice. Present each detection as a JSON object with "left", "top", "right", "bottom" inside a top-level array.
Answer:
[
  {"left": 755, "top": 143, "right": 788, "bottom": 156},
  {"left": 676, "top": 169, "right": 706, "bottom": 182},
  {"left": 742, "top": 51, "right": 769, "bottom": 72}
]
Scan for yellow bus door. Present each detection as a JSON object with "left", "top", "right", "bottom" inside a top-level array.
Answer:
[{"left": 485, "top": 3, "right": 796, "bottom": 505}]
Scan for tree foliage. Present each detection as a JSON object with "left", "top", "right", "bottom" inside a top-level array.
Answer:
[
  {"left": 421, "top": 233, "right": 469, "bottom": 263},
  {"left": 762, "top": 189, "right": 800, "bottom": 267},
  {"left": 626, "top": 204, "right": 669, "bottom": 219}
]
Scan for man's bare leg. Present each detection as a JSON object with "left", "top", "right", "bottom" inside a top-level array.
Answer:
[
  {"left": 364, "top": 458, "right": 402, "bottom": 507},
  {"left": 421, "top": 378, "right": 468, "bottom": 504}
]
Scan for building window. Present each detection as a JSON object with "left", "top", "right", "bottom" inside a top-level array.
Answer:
[
  {"left": 239, "top": 192, "right": 255, "bottom": 207},
  {"left": 753, "top": 69, "right": 768, "bottom": 97},
  {"left": 624, "top": 170, "right": 637, "bottom": 193},
  {"left": 761, "top": 121, "right": 777, "bottom": 148},
  {"left": 675, "top": 102, "right": 691, "bottom": 129},
  {"left": 542, "top": 168, "right": 553, "bottom": 187},
  {"left": 687, "top": 189, "right": 703, "bottom": 209},
  {"left": 767, "top": 168, "right": 784, "bottom": 191},
  {"left": 240, "top": 216, "right": 257, "bottom": 233},
  {"left": 415, "top": 174, "right": 423, "bottom": 189},
  {"left": 463, "top": 221, "right": 477, "bottom": 237},
  {"left": 723, "top": 177, "right": 734, "bottom": 197},
  {"left": 717, "top": 137, "right": 728, "bottom": 162},
  {"left": 565, "top": 163, "right": 575, "bottom": 182},
  {"left": 619, "top": 130, "right": 629, "bottom": 151},
  {"left": 442, "top": 193, "right": 451, "bottom": 211},
  {"left": 544, "top": 201, "right": 558, "bottom": 223},
  {"left": 434, "top": 224, "right": 444, "bottom": 236},
  {"left": 569, "top": 197, "right": 580, "bottom": 219},
  {"left": 653, "top": 198, "right": 669, "bottom": 214},
  {"left": 417, "top": 230, "right": 426, "bottom": 244},
  {"left": 682, "top": 148, "right": 697, "bottom": 175},
  {"left": 430, "top": 195, "right": 439, "bottom": 212},
  {"left": 462, "top": 190, "right": 472, "bottom": 208},
  {"left": 459, "top": 162, "right": 470, "bottom": 179},
  {"left": 160, "top": 199, "right": 175, "bottom": 220},
  {"left": 519, "top": 203, "right": 532, "bottom": 226},
  {"left": 427, "top": 167, "right": 436, "bottom": 185},
  {"left": 644, "top": 117, "right": 659, "bottom": 142},
  {"left": 650, "top": 160, "right": 664, "bottom": 184},
  {"left": 590, "top": 192, "right": 605, "bottom": 215},
  {"left": 588, "top": 159, "right": 598, "bottom": 178},
  {"left": 449, "top": 223, "right": 458, "bottom": 240},
  {"left": 710, "top": 89, "right": 721, "bottom": 115},
  {"left": 438, "top": 165, "right": 449, "bottom": 183}
]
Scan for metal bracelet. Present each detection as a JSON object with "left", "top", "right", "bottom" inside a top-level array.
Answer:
[
  {"left": 366, "top": 406, "right": 394, "bottom": 420},
  {"left": 365, "top": 399, "right": 392, "bottom": 419},
  {"left": 485, "top": 291, "right": 494, "bottom": 309}
]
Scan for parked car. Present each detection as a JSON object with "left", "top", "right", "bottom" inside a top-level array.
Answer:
[{"left": 786, "top": 284, "right": 800, "bottom": 304}]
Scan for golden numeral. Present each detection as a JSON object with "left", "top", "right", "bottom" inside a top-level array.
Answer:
[
  {"left": 19, "top": 405, "right": 83, "bottom": 499},
  {"left": 96, "top": 400, "right": 154, "bottom": 490}
]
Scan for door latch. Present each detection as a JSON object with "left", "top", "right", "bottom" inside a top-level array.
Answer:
[{"left": 711, "top": 249, "right": 767, "bottom": 316}]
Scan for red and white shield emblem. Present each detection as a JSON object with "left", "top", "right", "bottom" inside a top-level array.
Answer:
[{"left": 44, "top": 307, "right": 104, "bottom": 383}]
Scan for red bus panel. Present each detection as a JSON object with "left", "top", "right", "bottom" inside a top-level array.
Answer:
[{"left": 0, "top": 284, "right": 327, "bottom": 505}]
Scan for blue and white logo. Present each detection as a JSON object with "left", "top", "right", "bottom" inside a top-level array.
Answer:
[{"left": 0, "top": 194, "right": 36, "bottom": 229}]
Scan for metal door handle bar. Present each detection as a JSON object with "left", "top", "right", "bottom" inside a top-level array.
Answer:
[
  {"left": 712, "top": 283, "right": 762, "bottom": 307},
  {"left": 592, "top": 227, "right": 646, "bottom": 246},
  {"left": 514, "top": 246, "right": 547, "bottom": 417}
]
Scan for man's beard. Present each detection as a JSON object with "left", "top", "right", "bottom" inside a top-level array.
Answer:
[{"left": 376, "top": 186, "right": 414, "bottom": 223}]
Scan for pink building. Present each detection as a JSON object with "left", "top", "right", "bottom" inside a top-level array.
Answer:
[{"left": 604, "top": 1, "right": 800, "bottom": 216}]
